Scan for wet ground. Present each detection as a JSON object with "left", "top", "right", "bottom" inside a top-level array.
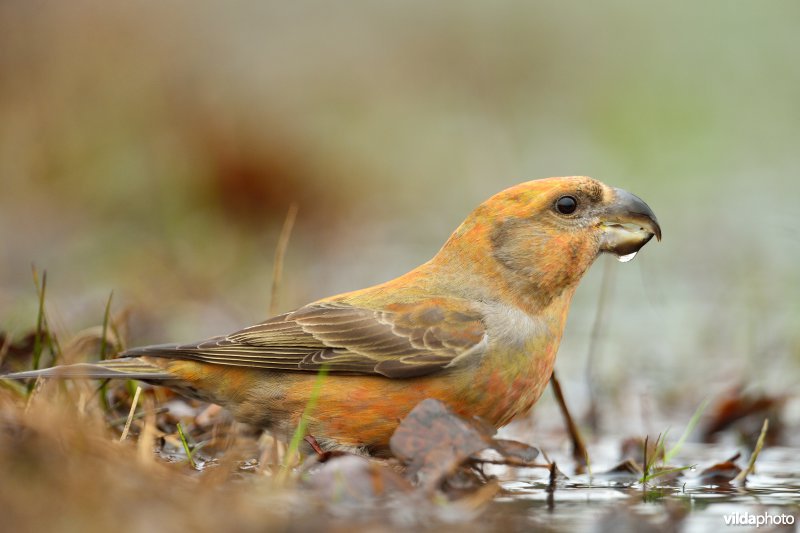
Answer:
[{"left": 488, "top": 441, "right": 800, "bottom": 532}]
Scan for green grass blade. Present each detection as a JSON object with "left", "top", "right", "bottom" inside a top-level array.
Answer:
[
  {"left": 642, "top": 464, "right": 697, "bottom": 484},
  {"left": 664, "top": 397, "right": 710, "bottom": 464},
  {"left": 97, "top": 291, "right": 114, "bottom": 413},
  {"left": 0, "top": 377, "right": 28, "bottom": 397},
  {"left": 176, "top": 421, "right": 197, "bottom": 469},
  {"left": 30, "top": 266, "right": 47, "bottom": 372},
  {"left": 99, "top": 290, "right": 114, "bottom": 361},
  {"left": 27, "top": 266, "right": 48, "bottom": 394},
  {"left": 279, "top": 364, "right": 329, "bottom": 481},
  {"left": 45, "top": 321, "right": 63, "bottom": 365}
]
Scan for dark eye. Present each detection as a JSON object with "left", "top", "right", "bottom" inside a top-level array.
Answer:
[{"left": 555, "top": 195, "right": 578, "bottom": 215}]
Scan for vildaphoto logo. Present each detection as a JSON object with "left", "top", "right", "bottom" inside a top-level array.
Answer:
[{"left": 723, "top": 511, "right": 795, "bottom": 527}]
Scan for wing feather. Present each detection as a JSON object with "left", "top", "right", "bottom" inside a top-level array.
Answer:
[{"left": 121, "top": 299, "right": 487, "bottom": 378}]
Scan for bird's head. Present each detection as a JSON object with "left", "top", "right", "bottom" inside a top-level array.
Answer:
[{"left": 437, "top": 176, "right": 661, "bottom": 310}]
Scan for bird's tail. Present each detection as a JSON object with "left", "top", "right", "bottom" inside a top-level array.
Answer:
[{"left": 1, "top": 357, "right": 175, "bottom": 381}]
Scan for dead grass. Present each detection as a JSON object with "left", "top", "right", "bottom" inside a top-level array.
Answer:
[{"left": 0, "top": 385, "right": 290, "bottom": 533}]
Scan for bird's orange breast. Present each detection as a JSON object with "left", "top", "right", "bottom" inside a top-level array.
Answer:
[{"left": 275, "top": 338, "right": 560, "bottom": 451}]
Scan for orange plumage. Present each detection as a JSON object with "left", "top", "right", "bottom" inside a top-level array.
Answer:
[{"left": 5, "top": 176, "right": 660, "bottom": 454}]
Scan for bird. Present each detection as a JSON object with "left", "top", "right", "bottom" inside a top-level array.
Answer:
[{"left": 4, "top": 176, "right": 660, "bottom": 455}]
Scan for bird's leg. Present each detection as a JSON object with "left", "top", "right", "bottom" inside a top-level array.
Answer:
[{"left": 304, "top": 434, "right": 326, "bottom": 457}]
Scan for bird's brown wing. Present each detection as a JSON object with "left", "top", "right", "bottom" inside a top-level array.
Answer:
[{"left": 122, "top": 300, "right": 486, "bottom": 378}]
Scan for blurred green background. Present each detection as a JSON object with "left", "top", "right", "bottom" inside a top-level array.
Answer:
[{"left": 1, "top": 1, "right": 798, "bottom": 435}]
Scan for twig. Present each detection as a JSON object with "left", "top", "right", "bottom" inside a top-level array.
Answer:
[
  {"left": 642, "top": 434, "right": 649, "bottom": 493},
  {"left": 119, "top": 386, "right": 142, "bottom": 442},
  {"left": 24, "top": 376, "right": 45, "bottom": 413},
  {"left": 733, "top": 418, "right": 769, "bottom": 484},
  {"left": 550, "top": 371, "right": 590, "bottom": 473},
  {"left": 546, "top": 461, "right": 557, "bottom": 511},
  {"left": 269, "top": 203, "right": 299, "bottom": 316},
  {"left": 109, "top": 406, "right": 169, "bottom": 426},
  {"left": 470, "top": 458, "right": 552, "bottom": 468},
  {"left": 137, "top": 394, "right": 157, "bottom": 465}
]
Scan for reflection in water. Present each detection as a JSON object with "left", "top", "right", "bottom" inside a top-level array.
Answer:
[{"left": 488, "top": 440, "right": 800, "bottom": 531}]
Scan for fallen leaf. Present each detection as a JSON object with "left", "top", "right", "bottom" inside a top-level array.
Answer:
[
  {"left": 489, "top": 439, "right": 540, "bottom": 465},
  {"left": 389, "top": 399, "right": 494, "bottom": 490},
  {"left": 697, "top": 453, "right": 742, "bottom": 486},
  {"left": 701, "top": 388, "right": 785, "bottom": 446}
]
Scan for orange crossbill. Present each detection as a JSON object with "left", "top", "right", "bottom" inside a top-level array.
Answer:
[{"left": 6, "top": 176, "right": 660, "bottom": 454}]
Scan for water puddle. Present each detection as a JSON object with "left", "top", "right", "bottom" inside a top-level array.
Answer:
[{"left": 484, "top": 441, "right": 800, "bottom": 531}]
